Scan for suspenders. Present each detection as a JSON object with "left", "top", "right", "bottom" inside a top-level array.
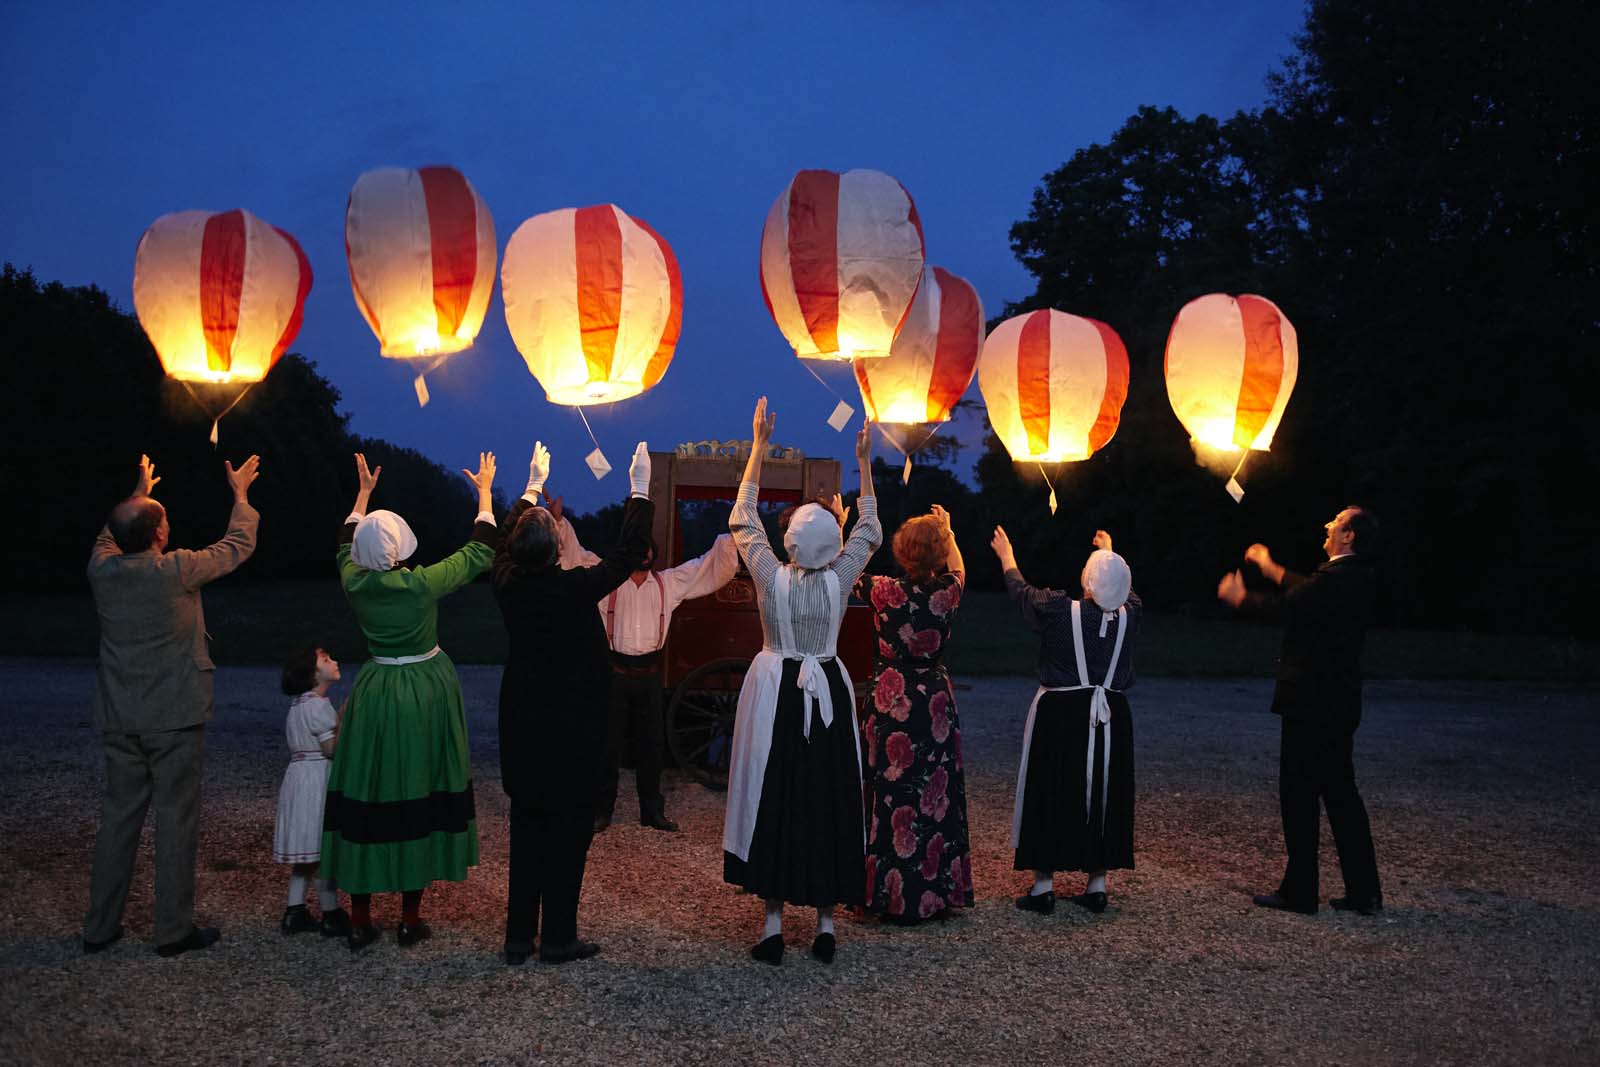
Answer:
[{"left": 605, "top": 572, "right": 667, "bottom": 650}]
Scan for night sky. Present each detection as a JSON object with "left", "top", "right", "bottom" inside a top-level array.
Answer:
[{"left": 1, "top": 2, "right": 1304, "bottom": 512}]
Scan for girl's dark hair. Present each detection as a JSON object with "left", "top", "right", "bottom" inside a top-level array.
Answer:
[{"left": 281, "top": 645, "right": 322, "bottom": 696}]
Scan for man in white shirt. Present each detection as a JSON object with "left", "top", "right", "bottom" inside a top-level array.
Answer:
[{"left": 558, "top": 512, "right": 740, "bottom": 832}]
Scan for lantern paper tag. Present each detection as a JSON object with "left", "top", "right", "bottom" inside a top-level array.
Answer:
[
  {"left": 902, "top": 455, "right": 913, "bottom": 484},
  {"left": 1225, "top": 476, "right": 1245, "bottom": 503},
  {"left": 826, "top": 400, "right": 855, "bottom": 432},
  {"left": 413, "top": 375, "right": 430, "bottom": 408},
  {"left": 1048, "top": 488, "right": 1058, "bottom": 514},
  {"left": 585, "top": 448, "right": 612, "bottom": 481},
  {"left": 208, "top": 419, "right": 220, "bottom": 447}
]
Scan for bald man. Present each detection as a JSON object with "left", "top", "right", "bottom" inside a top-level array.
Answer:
[{"left": 83, "top": 453, "right": 260, "bottom": 957}]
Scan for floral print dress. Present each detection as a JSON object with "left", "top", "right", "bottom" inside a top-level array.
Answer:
[{"left": 855, "top": 571, "right": 973, "bottom": 920}]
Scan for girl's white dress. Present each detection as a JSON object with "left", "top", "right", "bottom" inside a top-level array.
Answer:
[{"left": 273, "top": 693, "right": 338, "bottom": 864}]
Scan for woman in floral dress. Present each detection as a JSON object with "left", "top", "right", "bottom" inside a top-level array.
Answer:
[{"left": 856, "top": 505, "right": 972, "bottom": 922}]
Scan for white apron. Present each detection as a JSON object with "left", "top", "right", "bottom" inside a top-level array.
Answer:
[
  {"left": 722, "top": 567, "right": 863, "bottom": 860},
  {"left": 1010, "top": 600, "right": 1127, "bottom": 847}
]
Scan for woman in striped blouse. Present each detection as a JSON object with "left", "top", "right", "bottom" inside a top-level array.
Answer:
[{"left": 722, "top": 397, "right": 882, "bottom": 966}]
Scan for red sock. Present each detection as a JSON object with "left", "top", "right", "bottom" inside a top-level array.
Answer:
[
  {"left": 401, "top": 889, "right": 423, "bottom": 925},
  {"left": 351, "top": 894, "right": 372, "bottom": 928}
]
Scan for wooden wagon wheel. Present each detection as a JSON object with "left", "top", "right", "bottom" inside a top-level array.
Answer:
[{"left": 666, "top": 657, "right": 749, "bottom": 792}]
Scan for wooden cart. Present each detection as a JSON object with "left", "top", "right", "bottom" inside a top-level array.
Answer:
[{"left": 643, "top": 442, "right": 875, "bottom": 790}]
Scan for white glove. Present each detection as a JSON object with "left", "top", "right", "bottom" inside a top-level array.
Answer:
[
  {"left": 525, "top": 441, "right": 550, "bottom": 499},
  {"left": 628, "top": 442, "right": 651, "bottom": 499}
]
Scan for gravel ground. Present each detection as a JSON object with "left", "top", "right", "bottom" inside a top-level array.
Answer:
[{"left": 0, "top": 658, "right": 1596, "bottom": 1066}]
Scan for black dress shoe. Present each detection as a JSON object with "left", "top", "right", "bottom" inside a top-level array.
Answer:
[
  {"left": 1067, "top": 891, "right": 1108, "bottom": 914},
  {"left": 396, "top": 920, "right": 432, "bottom": 947},
  {"left": 640, "top": 812, "right": 680, "bottom": 832},
  {"left": 156, "top": 926, "right": 221, "bottom": 958},
  {"left": 280, "top": 905, "right": 318, "bottom": 935},
  {"left": 83, "top": 926, "right": 124, "bottom": 954},
  {"left": 504, "top": 948, "right": 529, "bottom": 966},
  {"left": 540, "top": 939, "right": 601, "bottom": 964},
  {"left": 319, "top": 908, "right": 352, "bottom": 938},
  {"left": 811, "top": 933, "right": 836, "bottom": 964},
  {"left": 750, "top": 934, "right": 783, "bottom": 965},
  {"left": 1253, "top": 892, "right": 1317, "bottom": 915},
  {"left": 1330, "top": 893, "right": 1383, "bottom": 915},
  {"left": 592, "top": 814, "right": 612, "bottom": 834},
  {"left": 347, "top": 924, "right": 381, "bottom": 953},
  {"left": 1015, "top": 890, "right": 1056, "bottom": 915}
]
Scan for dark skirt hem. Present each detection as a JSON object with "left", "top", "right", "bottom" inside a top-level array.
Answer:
[{"left": 1013, "top": 689, "right": 1136, "bottom": 873}]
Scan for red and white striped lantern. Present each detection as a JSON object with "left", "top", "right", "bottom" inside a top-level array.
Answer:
[
  {"left": 132, "top": 208, "right": 312, "bottom": 384},
  {"left": 344, "top": 165, "right": 496, "bottom": 359},
  {"left": 501, "top": 204, "right": 682, "bottom": 405},
  {"left": 854, "top": 264, "right": 983, "bottom": 450},
  {"left": 979, "top": 309, "right": 1129, "bottom": 463},
  {"left": 760, "top": 168, "right": 925, "bottom": 362},
  {"left": 1164, "top": 293, "right": 1298, "bottom": 451}
]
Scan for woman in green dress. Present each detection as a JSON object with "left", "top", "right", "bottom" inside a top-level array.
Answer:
[{"left": 322, "top": 451, "right": 498, "bottom": 951}]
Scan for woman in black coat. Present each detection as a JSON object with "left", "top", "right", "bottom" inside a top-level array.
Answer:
[{"left": 493, "top": 442, "right": 654, "bottom": 965}]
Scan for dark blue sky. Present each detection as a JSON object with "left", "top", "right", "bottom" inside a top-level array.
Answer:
[{"left": 2, "top": 1, "right": 1305, "bottom": 512}]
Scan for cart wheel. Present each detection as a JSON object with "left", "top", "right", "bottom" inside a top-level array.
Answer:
[{"left": 667, "top": 657, "right": 749, "bottom": 791}]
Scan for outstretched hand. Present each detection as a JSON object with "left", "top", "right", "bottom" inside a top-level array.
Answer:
[
  {"left": 547, "top": 493, "right": 564, "bottom": 524},
  {"left": 224, "top": 455, "right": 261, "bottom": 501},
  {"left": 527, "top": 441, "right": 551, "bottom": 496},
  {"left": 931, "top": 504, "right": 952, "bottom": 532},
  {"left": 855, "top": 423, "right": 872, "bottom": 464},
  {"left": 462, "top": 452, "right": 497, "bottom": 496},
  {"left": 355, "top": 453, "right": 381, "bottom": 493},
  {"left": 1217, "top": 569, "right": 1247, "bottom": 608},
  {"left": 823, "top": 492, "right": 848, "bottom": 527},
  {"left": 1093, "top": 529, "right": 1112, "bottom": 551},
  {"left": 990, "top": 525, "right": 1016, "bottom": 569},
  {"left": 135, "top": 454, "right": 161, "bottom": 497},
  {"left": 751, "top": 396, "right": 775, "bottom": 449},
  {"left": 628, "top": 442, "right": 652, "bottom": 498}
]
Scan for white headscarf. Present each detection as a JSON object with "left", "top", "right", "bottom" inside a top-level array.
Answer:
[
  {"left": 351, "top": 510, "right": 417, "bottom": 572},
  {"left": 1081, "top": 548, "right": 1131, "bottom": 612},
  {"left": 783, "top": 503, "right": 842, "bottom": 570}
]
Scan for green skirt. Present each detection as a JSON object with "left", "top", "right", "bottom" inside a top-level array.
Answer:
[{"left": 321, "top": 651, "right": 479, "bottom": 893}]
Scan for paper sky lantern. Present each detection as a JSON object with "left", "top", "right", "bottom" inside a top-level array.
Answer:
[
  {"left": 854, "top": 264, "right": 983, "bottom": 453},
  {"left": 760, "top": 168, "right": 924, "bottom": 362},
  {"left": 501, "top": 204, "right": 682, "bottom": 406},
  {"left": 1164, "top": 293, "right": 1298, "bottom": 451},
  {"left": 133, "top": 208, "right": 312, "bottom": 384},
  {"left": 979, "top": 309, "right": 1129, "bottom": 463},
  {"left": 344, "top": 165, "right": 496, "bottom": 359}
]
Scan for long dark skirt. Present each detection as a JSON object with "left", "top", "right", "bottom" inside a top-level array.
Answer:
[
  {"left": 723, "top": 658, "right": 865, "bottom": 907},
  {"left": 1013, "top": 688, "right": 1135, "bottom": 873}
]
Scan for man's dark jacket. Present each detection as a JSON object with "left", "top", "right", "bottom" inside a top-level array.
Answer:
[
  {"left": 493, "top": 495, "right": 653, "bottom": 810},
  {"left": 1246, "top": 555, "right": 1377, "bottom": 727}
]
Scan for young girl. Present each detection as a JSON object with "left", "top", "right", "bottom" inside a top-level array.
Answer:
[{"left": 274, "top": 645, "right": 350, "bottom": 937}]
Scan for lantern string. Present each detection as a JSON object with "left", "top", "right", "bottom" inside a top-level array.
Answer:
[
  {"left": 180, "top": 379, "right": 258, "bottom": 447},
  {"left": 1037, "top": 461, "right": 1059, "bottom": 515},
  {"left": 575, "top": 404, "right": 603, "bottom": 452},
  {"left": 1230, "top": 450, "right": 1250, "bottom": 481}
]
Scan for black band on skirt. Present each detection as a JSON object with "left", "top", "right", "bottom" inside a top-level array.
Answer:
[
  {"left": 324, "top": 786, "right": 477, "bottom": 844},
  {"left": 1013, "top": 689, "right": 1135, "bottom": 873},
  {"left": 723, "top": 657, "right": 866, "bottom": 907}
]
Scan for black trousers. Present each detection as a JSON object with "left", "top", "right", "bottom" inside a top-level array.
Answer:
[
  {"left": 505, "top": 802, "right": 593, "bottom": 953},
  {"left": 1278, "top": 717, "right": 1381, "bottom": 906},
  {"left": 599, "top": 669, "right": 665, "bottom": 818}
]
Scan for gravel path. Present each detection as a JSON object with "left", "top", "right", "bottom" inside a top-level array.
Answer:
[{"left": 1, "top": 658, "right": 1596, "bottom": 1066}]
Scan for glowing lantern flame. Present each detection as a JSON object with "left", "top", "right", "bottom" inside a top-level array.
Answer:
[
  {"left": 854, "top": 264, "right": 983, "bottom": 453},
  {"left": 501, "top": 204, "right": 682, "bottom": 406},
  {"left": 1164, "top": 293, "right": 1298, "bottom": 452},
  {"left": 132, "top": 208, "right": 312, "bottom": 384},
  {"left": 978, "top": 309, "right": 1129, "bottom": 463},
  {"left": 759, "top": 168, "right": 925, "bottom": 362},
  {"left": 344, "top": 165, "right": 496, "bottom": 360}
]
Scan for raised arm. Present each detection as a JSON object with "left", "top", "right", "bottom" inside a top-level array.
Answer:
[
  {"left": 932, "top": 504, "right": 965, "bottom": 584},
  {"left": 89, "top": 454, "right": 162, "bottom": 570},
  {"left": 992, "top": 524, "right": 1066, "bottom": 632},
  {"left": 660, "top": 533, "right": 739, "bottom": 608},
  {"left": 731, "top": 397, "right": 781, "bottom": 587},
  {"left": 570, "top": 443, "right": 657, "bottom": 601},
  {"left": 557, "top": 515, "right": 602, "bottom": 570},
  {"left": 417, "top": 451, "right": 498, "bottom": 599},
  {"left": 174, "top": 455, "right": 261, "bottom": 591}
]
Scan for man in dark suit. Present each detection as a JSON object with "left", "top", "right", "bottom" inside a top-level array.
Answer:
[
  {"left": 492, "top": 442, "right": 654, "bottom": 965},
  {"left": 1218, "top": 505, "right": 1383, "bottom": 916},
  {"left": 83, "top": 452, "right": 261, "bottom": 956}
]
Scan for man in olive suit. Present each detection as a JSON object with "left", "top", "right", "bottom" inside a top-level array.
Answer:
[{"left": 82, "top": 453, "right": 260, "bottom": 957}]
